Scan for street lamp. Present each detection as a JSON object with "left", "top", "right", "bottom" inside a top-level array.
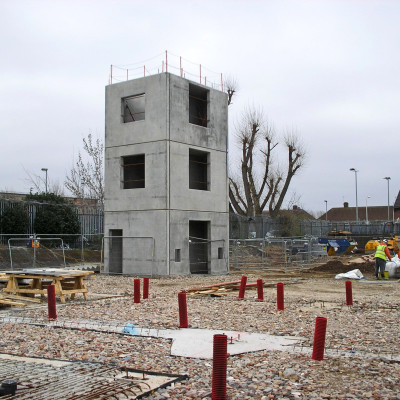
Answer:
[
  {"left": 41, "top": 168, "right": 48, "bottom": 194},
  {"left": 383, "top": 177, "right": 391, "bottom": 221},
  {"left": 324, "top": 200, "right": 328, "bottom": 223},
  {"left": 349, "top": 168, "right": 359, "bottom": 222},
  {"left": 366, "top": 195, "right": 370, "bottom": 223}
]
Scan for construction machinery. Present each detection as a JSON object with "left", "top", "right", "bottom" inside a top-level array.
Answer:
[
  {"left": 318, "top": 237, "right": 358, "bottom": 256},
  {"left": 365, "top": 236, "right": 400, "bottom": 254}
]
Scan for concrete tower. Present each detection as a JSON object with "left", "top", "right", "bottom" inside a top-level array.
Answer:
[{"left": 104, "top": 72, "right": 228, "bottom": 275}]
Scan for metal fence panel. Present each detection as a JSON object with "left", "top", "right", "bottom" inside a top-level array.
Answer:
[
  {"left": 229, "top": 237, "right": 328, "bottom": 272},
  {"left": 1, "top": 233, "right": 103, "bottom": 271}
]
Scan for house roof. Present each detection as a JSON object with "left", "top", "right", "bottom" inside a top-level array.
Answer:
[
  {"left": 263, "top": 205, "right": 315, "bottom": 220},
  {"left": 319, "top": 203, "right": 400, "bottom": 221}
]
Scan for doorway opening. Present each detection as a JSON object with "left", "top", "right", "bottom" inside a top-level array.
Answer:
[
  {"left": 109, "top": 229, "right": 123, "bottom": 274},
  {"left": 189, "top": 221, "right": 210, "bottom": 274}
]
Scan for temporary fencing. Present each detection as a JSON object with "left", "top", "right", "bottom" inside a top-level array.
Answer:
[
  {"left": 229, "top": 237, "right": 328, "bottom": 272},
  {"left": 3, "top": 233, "right": 103, "bottom": 271},
  {"left": 110, "top": 50, "right": 226, "bottom": 92}
]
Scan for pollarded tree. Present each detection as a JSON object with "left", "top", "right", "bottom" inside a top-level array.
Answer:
[{"left": 229, "top": 108, "right": 306, "bottom": 218}]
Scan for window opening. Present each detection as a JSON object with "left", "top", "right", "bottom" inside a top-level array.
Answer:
[
  {"left": 122, "top": 94, "right": 145, "bottom": 123},
  {"left": 218, "top": 247, "right": 224, "bottom": 259},
  {"left": 122, "top": 154, "right": 145, "bottom": 189},
  {"left": 189, "top": 84, "right": 208, "bottom": 127},
  {"left": 189, "top": 149, "right": 209, "bottom": 191},
  {"left": 175, "top": 249, "right": 181, "bottom": 262}
]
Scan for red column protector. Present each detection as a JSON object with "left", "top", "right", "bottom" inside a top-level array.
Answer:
[
  {"left": 257, "top": 279, "right": 264, "bottom": 301},
  {"left": 143, "top": 277, "right": 149, "bottom": 299},
  {"left": 238, "top": 275, "right": 247, "bottom": 299},
  {"left": 311, "top": 316, "right": 327, "bottom": 361},
  {"left": 345, "top": 280, "right": 353, "bottom": 306},
  {"left": 134, "top": 278, "right": 141, "bottom": 304},
  {"left": 47, "top": 284, "right": 57, "bottom": 320},
  {"left": 178, "top": 291, "right": 188, "bottom": 328},
  {"left": 277, "top": 282, "right": 284, "bottom": 310},
  {"left": 211, "top": 334, "right": 227, "bottom": 400}
]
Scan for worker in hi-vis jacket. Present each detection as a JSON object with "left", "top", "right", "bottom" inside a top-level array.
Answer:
[{"left": 374, "top": 239, "right": 391, "bottom": 280}]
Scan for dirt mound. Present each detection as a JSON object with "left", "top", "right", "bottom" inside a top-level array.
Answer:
[{"left": 310, "top": 259, "right": 374, "bottom": 274}]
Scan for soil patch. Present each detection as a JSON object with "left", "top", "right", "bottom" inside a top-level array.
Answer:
[{"left": 308, "top": 259, "right": 374, "bottom": 274}]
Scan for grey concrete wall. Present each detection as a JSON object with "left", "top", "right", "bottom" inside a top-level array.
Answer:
[
  {"left": 168, "top": 74, "right": 228, "bottom": 151},
  {"left": 104, "top": 73, "right": 228, "bottom": 276},
  {"left": 104, "top": 210, "right": 168, "bottom": 275},
  {"left": 168, "top": 210, "right": 229, "bottom": 275},
  {"left": 105, "top": 74, "right": 169, "bottom": 147},
  {"left": 169, "top": 142, "right": 227, "bottom": 213},
  {"left": 104, "top": 141, "right": 168, "bottom": 212}
]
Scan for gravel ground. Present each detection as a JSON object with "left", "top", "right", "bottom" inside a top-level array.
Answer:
[{"left": 1, "top": 271, "right": 400, "bottom": 399}]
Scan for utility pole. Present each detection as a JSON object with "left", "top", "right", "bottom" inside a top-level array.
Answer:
[
  {"left": 349, "top": 168, "right": 358, "bottom": 222},
  {"left": 41, "top": 168, "right": 48, "bottom": 194},
  {"left": 383, "top": 177, "right": 391, "bottom": 221}
]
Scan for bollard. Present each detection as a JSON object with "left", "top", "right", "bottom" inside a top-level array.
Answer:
[
  {"left": 311, "top": 316, "right": 327, "bottom": 361},
  {"left": 238, "top": 275, "right": 247, "bottom": 299},
  {"left": 47, "top": 285, "right": 57, "bottom": 320},
  {"left": 134, "top": 278, "right": 141, "bottom": 304},
  {"left": 345, "top": 280, "right": 353, "bottom": 306},
  {"left": 277, "top": 282, "right": 284, "bottom": 311},
  {"left": 256, "top": 279, "right": 264, "bottom": 301},
  {"left": 143, "top": 277, "right": 149, "bottom": 299},
  {"left": 211, "top": 334, "right": 227, "bottom": 400},
  {"left": 178, "top": 291, "right": 188, "bottom": 328}
]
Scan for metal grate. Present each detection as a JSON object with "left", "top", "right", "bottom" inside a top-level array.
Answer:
[{"left": 0, "top": 356, "right": 185, "bottom": 399}]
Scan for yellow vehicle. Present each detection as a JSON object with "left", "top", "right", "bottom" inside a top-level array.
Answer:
[{"left": 365, "top": 236, "right": 399, "bottom": 254}]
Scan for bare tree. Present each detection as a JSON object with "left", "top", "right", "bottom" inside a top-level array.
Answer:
[
  {"left": 65, "top": 133, "right": 104, "bottom": 206},
  {"left": 224, "top": 76, "right": 238, "bottom": 106},
  {"left": 23, "top": 167, "right": 65, "bottom": 196},
  {"left": 229, "top": 108, "right": 306, "bottom": 217}
]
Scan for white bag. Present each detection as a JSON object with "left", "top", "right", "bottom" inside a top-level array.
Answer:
[
  {"left": 335, "top": 269, "right": 364, "bottom": 280},
  {"left": 385, "top": 257, "right": 400, "bottom": 278}
]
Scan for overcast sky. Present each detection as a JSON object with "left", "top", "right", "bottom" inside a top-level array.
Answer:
[{"left": 1, "top": 0, "right": 399, "bottom": 214}]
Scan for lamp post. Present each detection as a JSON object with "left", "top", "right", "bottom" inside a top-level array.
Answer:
[
  {"left": 349, "top": 168, "right": 359, "bottom": 222},
  {"left": 383, "top": 177, "right": 391, "bottom": 221},
  {"left": 41, "top": 168, "right": 48, "bottom": 194},
  {"left": 324, "top": 200, "right": 328, "bottom": 223},
  {"left": 366, "top": 195, "right": 370, "bottom": 224}
]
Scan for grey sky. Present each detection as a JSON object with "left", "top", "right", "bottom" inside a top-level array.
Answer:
[{"left": 1, "top": 0, "right": 399, "bottom": 214}]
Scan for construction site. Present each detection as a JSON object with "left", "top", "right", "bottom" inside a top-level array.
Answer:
[
  {"left": 1, "top": 62, "right": 399, "bottom": 399},
  {"left": 0, "top": 248, "right": 399, "bottom": 399}
]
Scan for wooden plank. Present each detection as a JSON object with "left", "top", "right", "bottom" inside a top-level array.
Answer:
[
  {"left": 187, "top": 280, "right": 242, "bottom": 292},
  {"left": 58, "top": 289, "right": 88, "bottom": 294},
  {"left": 3, "top": 288, "right": 46, "bottom": 295},
  {"left": 0, "top": 299, "right": 27, "bottom": 307},
  {"left": 2, "top": 294, "right": 42, "bottom": 303}
]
